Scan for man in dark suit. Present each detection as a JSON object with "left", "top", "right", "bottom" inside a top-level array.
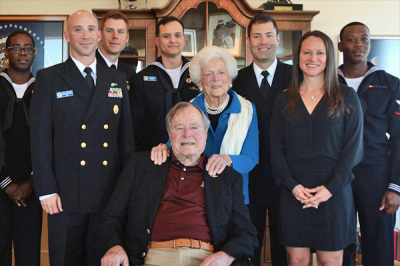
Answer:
[
  {"left": 101, "top": 102, "right": 258, "bottom": 266},
  {"left": 130, "top": 17, "right": 199, "bottom": 152},
  {"left": 232, "top": 13, "right": 292, "bottom": 266},
  {"left": 30, "top": 10, "right": 134, "bottom": 265},
  {"left": 338, "top": 22, "right": 400, "bottom": 266},
  {"left": 0, "top": 30, "right": 42, "bottom": 266},
  {"left": 96, "top": 10, "right": 136, "bottom": 91}
]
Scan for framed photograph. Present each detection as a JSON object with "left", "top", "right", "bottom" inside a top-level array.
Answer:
[
  {"left": 183, "top": 29, "right": 197, "bottom": 56},
  {"left": 338, "top": 35, "right": 400, "bottom": 79},
  {"left": 207, "top": 13, "right": 243, "bottom": 56},
  {"left": 368, "top": 36, "right": 400, "bottom": 78},
  {"left": 0, "top": 15, "right": 69, "bottom": 76}
]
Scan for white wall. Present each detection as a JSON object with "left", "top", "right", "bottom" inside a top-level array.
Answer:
[{"left": 1, "top": 0, "right": 399, "bottom": 64}]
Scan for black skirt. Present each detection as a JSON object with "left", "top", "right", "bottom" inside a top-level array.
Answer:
[{"left": 279, "top": 158, "right": 356, "bottom": 251}]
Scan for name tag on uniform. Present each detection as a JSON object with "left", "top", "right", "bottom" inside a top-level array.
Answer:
[
  {"left": 56, "top": 90, "right": 73, "bottom": 99},
  {"left": 108, "top": 88, "right": 123, "bottom": 98},
  {"left": 369, "top": 84, "right": 388, "bottom": 89},
  {"left": 144, "top": 76, "right": 157, "bottom": 81}
]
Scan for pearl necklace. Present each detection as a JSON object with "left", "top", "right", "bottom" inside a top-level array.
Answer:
[{"left": 204, "top": 95, "right": 230, "bottom": 115}]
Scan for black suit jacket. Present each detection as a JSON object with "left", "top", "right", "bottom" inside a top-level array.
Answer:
[
  {"left": 30, "top": 57, "right": 135, "bottom": 213},
  {"left": 96, "top": 49, "right": 136, "bottom": 91},
  {"left": 101, "top": 152, "right": 258, "bottom": 265},
  {"left": 232, "top": 60, "right": 292, "bottom": 204}
]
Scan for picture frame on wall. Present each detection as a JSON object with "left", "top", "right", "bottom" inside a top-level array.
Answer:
[
  {"left": 183, "top": 29, "right": 197, "bottom": 56},
  {"left": 207, "top": 13, "right": 243, "bottom": 57},
  {"left": 0, "top": 15, "right": 69, "bottom": 76},
  {"left": 368, "top": 35, "right": 400, "bottom": 79}
]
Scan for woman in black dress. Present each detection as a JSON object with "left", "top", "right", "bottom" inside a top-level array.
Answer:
[{"left": 270, "top": 31, "right": 363, "bottom": 265}]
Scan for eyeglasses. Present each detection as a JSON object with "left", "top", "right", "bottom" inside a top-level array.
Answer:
[{"left": 7, "top": 46, "right": 36, "bottom": 55}]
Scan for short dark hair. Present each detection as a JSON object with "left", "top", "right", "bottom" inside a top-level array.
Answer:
[
  {"left": 339, "top": 22, "right": 370, "bottom": 42},
  {"left": 100, "top": 10, "right": 129, "bottom": 31},
  {"left": 247, "top": 13, "right": 278, "bottom": 37},
  {"left": 6, "top": 30, "right": 35, "bottom": 48},
  {"left": 156, "top": 16, "right": 184, "bottom": 37}
]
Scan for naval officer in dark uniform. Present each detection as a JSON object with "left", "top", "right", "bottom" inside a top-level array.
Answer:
[
  {"left": 30, "top": 10, "right": 134, "bottom": 266},
  {"left": 338, "top": 22, "right": 400, "bottom": 266},
  {"left": 96, "top": 10, "right": 136, "bottom": 91}
]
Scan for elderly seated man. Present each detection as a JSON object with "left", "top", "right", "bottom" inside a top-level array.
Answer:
[{"left": 101, "top": 102, "right": 258, "bottom": 266}]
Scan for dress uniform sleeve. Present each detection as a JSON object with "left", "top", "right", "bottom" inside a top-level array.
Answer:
[
  {"left": 30, "top": 69, "right": 58, "bottom": 196},
  {"left": 0, "top": 123, "right": 10, "bottom": 189},
  {"left": 100, "top": 153, "right": 136, "bottom": 254},
  {"left": 387, "top": 77, "right": 400, "bottom": 194},
  {"left": 270, "top": 92, "right": 299, "bottom": 191},
  {"left": 130, "top": 73, "right": 146, "bottom": 152},
  {"left": 116, "top": 72, "right": 135, "bottom": 167},
  {"left": 325, "top": 87, "right": 364, "bottom": 195}
]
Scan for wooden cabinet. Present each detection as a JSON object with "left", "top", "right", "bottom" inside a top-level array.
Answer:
[{"left": 94, "top": 0, "right": 318, "bottom": 71}]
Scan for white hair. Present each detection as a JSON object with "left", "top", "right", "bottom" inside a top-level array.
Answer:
[{"left": 189, "top": 46, "right": 238, "bottom": 86}]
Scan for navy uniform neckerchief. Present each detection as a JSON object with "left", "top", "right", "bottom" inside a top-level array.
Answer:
[{"left": 0, "top": 71, "right": 34, "bottom": 131}]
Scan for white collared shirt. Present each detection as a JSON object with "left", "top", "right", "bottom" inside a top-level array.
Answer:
[
  {"left": 71, "top": 56, "right": 97, "bottom": 85},
  {"left": 253, "top": 58, "right": 278, "bottom": 88},
  {"left": 98, "top": 49, "right": 119, "bottom": 68}
]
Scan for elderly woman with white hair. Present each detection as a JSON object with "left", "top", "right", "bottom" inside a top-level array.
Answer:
[{"left": 151, "top": 46, "right": 259, "bottom": 204}]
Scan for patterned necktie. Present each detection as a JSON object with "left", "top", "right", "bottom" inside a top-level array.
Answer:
[
  {"left": 260, "top": 70, "right": 271, "bottom": 94},
  {"left": 84, "top": 67, "right": 95, "bottom": 92}
]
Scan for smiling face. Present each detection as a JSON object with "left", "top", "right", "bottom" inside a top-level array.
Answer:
[
  {"left": 169, "top": 106, "right": 207, "bottom": 164},
  {"left": 200, "top": 58, "right": 231, "bottom": 103},
  {"left": 156, "top": 20, "right": 186, "bottom": 58},
  {"left": 248, "top": 21, "right": 280, "bottom": 68},
  {"left": 339, "top": 24, "right": 371, "bottom": 65},
  {"left": 100, "top": 18, "right": 129, "bottom": 57},
  {"left": 5, "top": 33, "right": 35, "bottom": 73},
  {"left": 65, "top": 10, "right": 100, "bottom": 61},
  {"left": 299, "top": 36, "right": 327, "bottom": 79}
]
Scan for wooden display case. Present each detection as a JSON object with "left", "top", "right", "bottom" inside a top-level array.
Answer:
[{"left": 94, "top": 0, "right": 318, "bottom": 71}]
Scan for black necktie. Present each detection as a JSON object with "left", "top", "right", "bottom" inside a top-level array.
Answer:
[
  {"left": 111, "top": 64, "right": 116, "bottom": 69},
  {"left": 260, "top": 70, "right": 271, "bottom": 95},
  {"left": 84, "top": 67, "right": 95, "bottom": 92}
]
